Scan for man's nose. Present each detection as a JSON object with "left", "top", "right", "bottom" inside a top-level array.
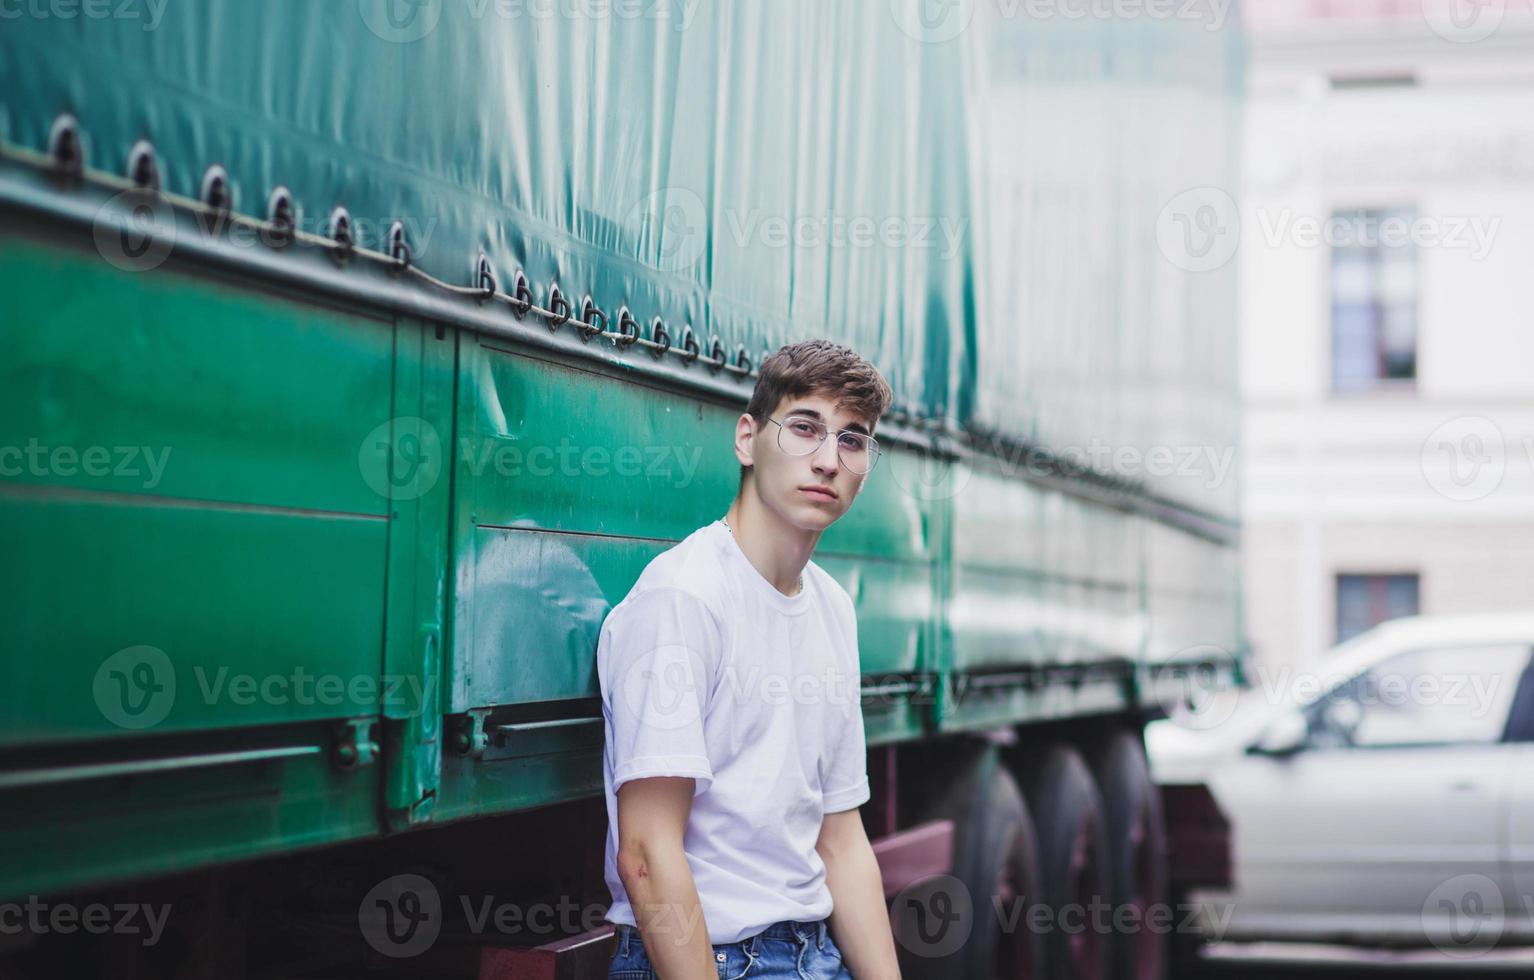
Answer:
[{"left": 811, "top": 437, "right": 841, "bottom": 475}]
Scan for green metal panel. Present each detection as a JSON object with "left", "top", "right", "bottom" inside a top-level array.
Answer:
[
  {"left": 0, "top": 233, "right": 402, "bottom": 896},
  {"left": 0, "top": 235, "right": 395, "bottom": 742},
  {"left": 0, "top": 237, "right": 394, "bottom": 516},
  {"left": 0, "top": 497, "right": 387, "bottom": 743},
  {"left": 0, "top": 724, "right": 380, "bottom": 899},
  {"left": 379, "top": 321, "right": 458, "bottom": 830},
  {"left": 946, "top": 462, "right": 1142, "bottom": 673}
]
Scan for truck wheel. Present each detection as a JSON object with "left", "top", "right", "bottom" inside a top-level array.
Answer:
[
  {"left": 1024, "top": 744, "right": 1110, "bottom": 980},
  {"left": 986, "top": 767, "right": 1046, "bottom": 980},
  {"left": 1089, "top": 730, "right": 1168, "bottom": 980},
  {"left": 899, "top": 742, "right": 1045, "bottom": 980}
]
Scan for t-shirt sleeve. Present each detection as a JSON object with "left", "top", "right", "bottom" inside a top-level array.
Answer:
[
  {"left": 820, "top": 591, "right": 871, "bottom": 814},
  {"left": 598, "top": 586, "right": 721, "bottom": 797}
]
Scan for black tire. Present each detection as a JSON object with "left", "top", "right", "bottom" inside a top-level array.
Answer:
[
  {"left": 1089, "top": 729, "right": 1169, "bottom": 980},
  {"left": 1021, "top": 744, "right": 1111, "bottom": 980},
  {"left": 898, "top": 741, "right": 1046, "bottom": 980}
]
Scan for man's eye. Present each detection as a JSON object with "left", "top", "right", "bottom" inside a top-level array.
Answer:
[
  {"left": 838, "top": 435, "right": 866, "bottom": 451},
  {"left": 789, "top": 421, "right": 818, "bottom": 435}
]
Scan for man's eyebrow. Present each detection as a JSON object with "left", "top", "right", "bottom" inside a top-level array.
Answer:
[{"left": 784, "top": 406, "right": 871, "bottom": 436}]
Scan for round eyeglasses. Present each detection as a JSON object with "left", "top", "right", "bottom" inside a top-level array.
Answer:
[{"left": 766, "top": 415, "right": 881, "bottom": 475}]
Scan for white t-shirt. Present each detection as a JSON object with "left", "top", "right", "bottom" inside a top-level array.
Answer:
[{"left": 598, "top": 518, "right": 870, "bottom": 944}]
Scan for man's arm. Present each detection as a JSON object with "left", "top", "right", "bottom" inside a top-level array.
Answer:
[
  {"left": 615, "top": 776, "right": 717, "bottom": 980},
  {"left": 817, "top": 808, "right": 902, "bottom": 979}
]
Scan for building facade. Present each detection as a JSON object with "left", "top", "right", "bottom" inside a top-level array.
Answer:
[{"left": 1239, "top": 0, "right": 1534, "bottom": 674}]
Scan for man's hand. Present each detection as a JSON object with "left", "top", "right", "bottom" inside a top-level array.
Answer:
[
  {"left": 817, "top": 808, "right": 902, "bottom": 979},
  {"left": 615, "top": 776, "right": 718, "bottom": 979}
]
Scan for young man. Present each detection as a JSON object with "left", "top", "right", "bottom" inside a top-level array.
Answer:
[{"left": 598, "top": 340, "right": 903, "bottom": 979}]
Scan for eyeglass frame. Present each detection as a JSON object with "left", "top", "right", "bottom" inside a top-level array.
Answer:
[{"left": 764, "top": 414, "right": 882, "bottom": 474}]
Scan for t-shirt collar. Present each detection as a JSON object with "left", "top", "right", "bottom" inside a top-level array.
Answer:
[{"left": 712, "top": 519, "right": 812, "bottom": 615}]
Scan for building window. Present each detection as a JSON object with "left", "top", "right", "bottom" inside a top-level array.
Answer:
[
  {"left": 1330, "top": 207, "right": 1417, "bottom": 392},
  {"left": 1335, "top": 573, "right": 1419, "bottom": 644}
]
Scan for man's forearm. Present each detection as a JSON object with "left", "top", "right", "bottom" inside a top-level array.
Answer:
[
  {"left": 821, "top": 836, "right": 902, "bottom": 979},
  {"left": 619, "top": 845, "right": 716, "bottom": 979}
]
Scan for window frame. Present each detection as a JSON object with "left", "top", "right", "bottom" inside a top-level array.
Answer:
[
  {"left": 1301, "top": 642, "right": 1534, "bottom": 751},
  {"left": 1327, "top": 204, "right": 1420, "bottom": 395}
]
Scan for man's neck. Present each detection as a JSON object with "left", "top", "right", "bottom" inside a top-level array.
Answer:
[{"left": 723, "top": 489, "right": 821, "bottom": 598}]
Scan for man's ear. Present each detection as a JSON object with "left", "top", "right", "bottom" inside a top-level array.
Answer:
[{"left": 733, "top": 413, "right": 758, "bottom": 469}]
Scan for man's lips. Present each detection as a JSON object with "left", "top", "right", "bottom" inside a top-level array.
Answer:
[{"left": 799, "top": 485, "right": 838, "bottom": 501}]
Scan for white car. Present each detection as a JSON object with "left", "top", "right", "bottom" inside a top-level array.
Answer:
[{"left": 1148, "top": 613, "right": 1534, "bottom": 952}]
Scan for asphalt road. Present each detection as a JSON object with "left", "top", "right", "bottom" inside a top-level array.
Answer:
[{"left": 1183, "top": 942, "right": 1534, "bottom": 980}]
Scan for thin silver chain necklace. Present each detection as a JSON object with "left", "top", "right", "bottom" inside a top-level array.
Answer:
[{"left": 721, "top": 516, "right": 803, "bottom": 596}]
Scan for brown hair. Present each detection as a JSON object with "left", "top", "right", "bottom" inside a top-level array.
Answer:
[{"left": 738, "top": 339, "right": 893, "bottom": 483}]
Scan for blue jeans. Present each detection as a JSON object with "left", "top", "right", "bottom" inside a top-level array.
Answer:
[{"left": 608, "top": 918, "right": 853, "bottom": 979}]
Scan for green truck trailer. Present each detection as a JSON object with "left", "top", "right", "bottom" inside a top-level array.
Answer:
[{"left": 0, "top": 2, "right": 1244, "bottom": 978}]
